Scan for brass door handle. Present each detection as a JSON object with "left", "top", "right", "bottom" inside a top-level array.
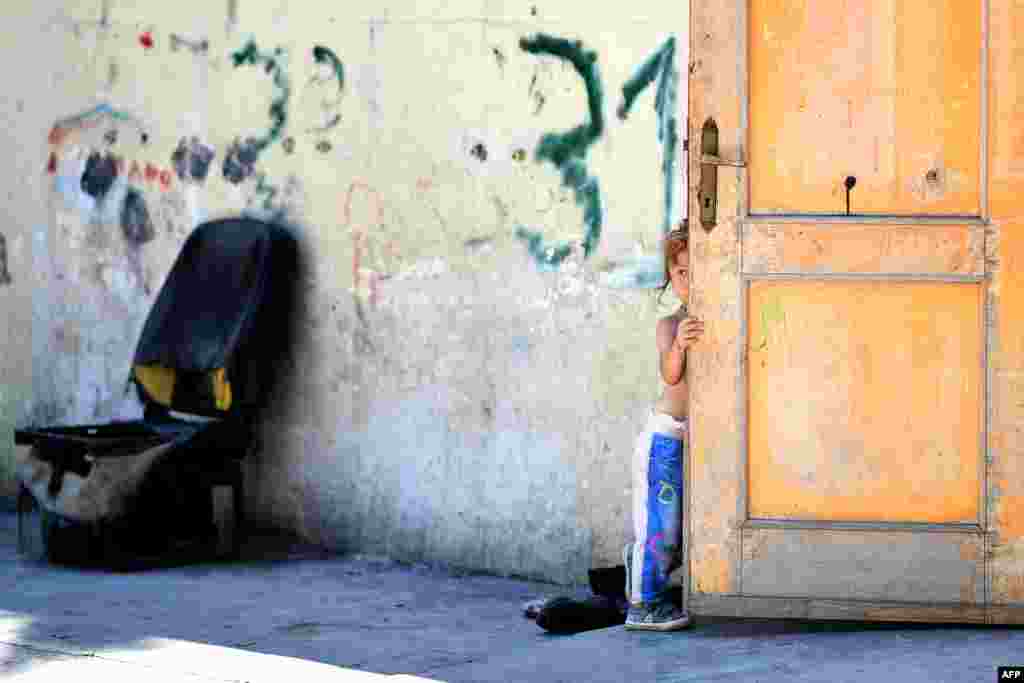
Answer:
[{"left": 698, "top": 119, "right": 746, "bottom": 231}]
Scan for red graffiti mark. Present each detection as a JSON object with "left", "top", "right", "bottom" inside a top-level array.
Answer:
[
  {"left": 368, "top": 271, "right": 380, "bottom": 307},
  {"left": 351, "top": 232, "right": 361, "bottom": 282},
  {"left": 46, "top": 120, "right": 99, "bottom": 147},
  {"left": 139, "top": 32, "right": 154, "bottom": 49},
  {"left": 341, "top": 181, "right": 384, "bottom": 302},
  {"left": 352, "top": 232, "right": 362, "bottom": 297},
  {"left": 45, "top": 144, "right": 172, "bottom": 192},
  {"left": 48, "top": 126, "right": 68, "bottom": 146}
]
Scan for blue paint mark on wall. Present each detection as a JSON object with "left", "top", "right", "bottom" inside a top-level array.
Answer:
[
  {"left": 172, "top": 136, "right": 216, "bottom": 183},
  {"left": 121, "top": 187, "right": 154, "bottom": 245},
  {"left": 80, "top": 152, "right": 118, "bottom": 200},
  {"left": 601, "top": 254, "right": 665, "bottom": 289}
]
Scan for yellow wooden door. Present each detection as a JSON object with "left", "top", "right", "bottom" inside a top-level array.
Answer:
[{"left": 685, "top": 0, "right": 1024, "bottom": 623}]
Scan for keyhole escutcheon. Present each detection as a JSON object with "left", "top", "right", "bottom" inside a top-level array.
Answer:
[{"left": 699, "top": 119, "right": 719, "bottom": 230}]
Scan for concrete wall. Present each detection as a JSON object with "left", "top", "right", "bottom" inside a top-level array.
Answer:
[
  {"left": 0, "top": 6, "right": 57, "bottom": 502},
  {"left": 2, "top": 0, "right": 689, "bottom": 584}
]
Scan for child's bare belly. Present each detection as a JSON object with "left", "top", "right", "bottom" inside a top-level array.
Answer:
[{"left": 655, "top": 380, "right": 689, "bottom": 420}]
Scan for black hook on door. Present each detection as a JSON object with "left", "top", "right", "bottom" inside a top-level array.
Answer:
[{"left": 844, "top": 175, "right": 857, "bottom": 215}]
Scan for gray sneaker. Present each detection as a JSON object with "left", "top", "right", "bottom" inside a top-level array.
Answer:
[{"left": 625, "top": 600, "right": 692, "bottom": 631}]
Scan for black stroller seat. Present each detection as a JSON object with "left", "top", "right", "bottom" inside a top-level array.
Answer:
[{"left": 15, "top": 217, "right": 298, "bottom": 568}]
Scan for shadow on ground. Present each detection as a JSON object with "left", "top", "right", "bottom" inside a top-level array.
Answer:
[
  {"left": 4, "top": 510, "right": 1024, "bottom": 683},
  {"left": 0, "top": 510, "right": 588, "bottom": 680}
]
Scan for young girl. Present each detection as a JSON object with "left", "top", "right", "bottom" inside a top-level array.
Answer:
[{"left": 624, "top": 224, "right": 703, "bottom": 631}]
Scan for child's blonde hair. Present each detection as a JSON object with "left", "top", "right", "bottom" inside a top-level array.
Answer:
[{"left": 658, "top": 221, "right": 689, "bottom": 303}]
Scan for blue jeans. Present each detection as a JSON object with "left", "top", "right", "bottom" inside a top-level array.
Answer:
[{"left": 629, "top": 412, "right": 686, "bottom": 604}]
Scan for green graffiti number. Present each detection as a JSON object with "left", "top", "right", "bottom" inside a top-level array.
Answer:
[
  {"left": 231, "top": 39, "right": 292, "bottom": 152},
  {"left": 514, "top": 35, "right": 680, "bottom": 284},
  {"left": 312, "top": 45, "right": 345, "bottom": 94},
  {"left": 253, "top": 172, "right": 278, "bottom": 210},
  {"left": 618, "top": 37, "right": 679, "bottom": 239},
  {"left": 516, "top": 34, "right": 605, "bottom": 271},
  {"left": 308, "top": 45, "right": 345, "bottom": 133}
]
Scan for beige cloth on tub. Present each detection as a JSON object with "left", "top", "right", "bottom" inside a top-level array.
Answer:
[{"left": 16, "top": 439, "right": 176, "bottom": 522}]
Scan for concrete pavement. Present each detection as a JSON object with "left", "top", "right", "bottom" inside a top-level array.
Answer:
[{"left": 2, "top": 510, "right": 1023, "bottom": 682}]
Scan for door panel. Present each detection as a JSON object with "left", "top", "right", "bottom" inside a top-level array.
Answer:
[
  {"left": 747, "top": 279, "right": 983, "bottom": 523},
  {"left": 742, "top": 223, "right": 986, "bottom": 276},
  {"left": 749, "top": 0, "right": 982, "bottom": 216},
  {"left": 740, "top": 527, "right": 985, "bottom": 603},
  {"left": 689, "top": 593, "right": 989, "bottom": 622}
]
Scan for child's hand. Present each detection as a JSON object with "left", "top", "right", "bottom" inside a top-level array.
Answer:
[{"left": 674, "top": 317, "right": 704, "bottom": 352}]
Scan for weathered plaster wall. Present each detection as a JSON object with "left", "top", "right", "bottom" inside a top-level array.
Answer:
[
  {"left": 0, "top": 6, "right": 62, "bottom": 501},
  {"left": 6, "top": 0, "right": 688, "bottom": 584}
]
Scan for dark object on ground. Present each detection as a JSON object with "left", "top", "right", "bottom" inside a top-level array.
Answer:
[
  {"left": 588, "top": 564, "right": 627, "bottom": 599},
  {"left": 530, "top": 564, "right": 631, "bottom": 633},
  {"left": 15, "top": 217, "right": 299, "bottom": 570},
  {"left": 535, "top": 595, "right": 627, "bottom": 634}
]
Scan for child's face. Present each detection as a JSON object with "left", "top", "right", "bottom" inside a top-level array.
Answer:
[
  {"left": 670, "top": 248, "right": 690, "bottom": 303},
  {"left": 667, "top": 248, "right": 692, "bottom": 305}
]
